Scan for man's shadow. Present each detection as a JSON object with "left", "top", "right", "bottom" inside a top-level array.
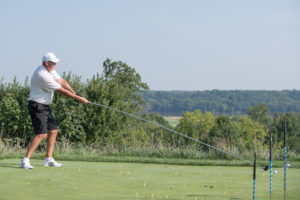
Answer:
[{"left": 0, "top": 163, "right": 20, "bottom": 169}]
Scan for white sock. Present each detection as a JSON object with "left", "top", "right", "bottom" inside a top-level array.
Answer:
[{"left": 23, "top": 157, "right": 29, "bottom": 161}]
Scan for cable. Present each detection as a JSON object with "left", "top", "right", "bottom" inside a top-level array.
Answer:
[{"left": 88, "top": 101, "right": 251, "bottom": 163}]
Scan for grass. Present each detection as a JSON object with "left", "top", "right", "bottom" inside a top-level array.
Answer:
[
  {"left": 0, "top": 159, "right": 300, "bottom": 200},
  {"left": 2, "top": 141, "right": 300, "bottom": 165},
  {"left": 2, "top": 149, "right": 300, "bottom": 169},
  {"left": 167, "top": 119, "right": 180, "bottom": 127},
  {"left": 164, "top": 116, "right": 181, "bottom": 127}
]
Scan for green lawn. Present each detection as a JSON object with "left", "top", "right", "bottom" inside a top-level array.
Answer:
[
  {"left": 164, "top": 117, "right": 180, "bottom": 128},
  {"left": 0, "top": 159, "right": 299, "bottom": 200},
  {"left": 167, "top": 119, "right": 180, "bottom": 128},
  {"left": 163, "top": 116, "right": 181, "bottom": 128}
]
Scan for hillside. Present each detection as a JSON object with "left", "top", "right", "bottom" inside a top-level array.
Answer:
[{"left": 141, "top": 90, "right": 300, "bottom": 116}]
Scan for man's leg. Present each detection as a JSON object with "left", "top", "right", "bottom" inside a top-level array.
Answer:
[
  {"left": 46, "top": 129, "right": 58, "bottom": 158},
  {"left": 25, "top": 133, "right": 47, "bottom": 158},
  {"left": 44, "top": 129, "right": 63, "bottom": 167}
]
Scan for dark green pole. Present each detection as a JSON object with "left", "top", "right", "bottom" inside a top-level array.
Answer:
[
  {"left": 253, "top": 152, "right": 256, "bottom": 200},
  {"left": 284, "top": 120, "right": 287, "bottom": 199},
  {"left": 270, "top": 133, "right": 272, "bottom": 199}
]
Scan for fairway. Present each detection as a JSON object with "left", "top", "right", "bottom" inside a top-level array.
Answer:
[
  {"left": 164, "top": 116, "right": 181, "bottom": 127},
  {"left": 0, "top": 159, "right": 299, "bottom": 200}
]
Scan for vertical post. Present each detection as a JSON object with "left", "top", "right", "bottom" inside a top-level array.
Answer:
[
  {"left": 270, "top": 133, "right": 272, "bottom": 199},
  {"left": 253, "top": 152, "right": 256, "bottom": 200},
  {"left": 284, "top": 120, "right": 287, "bottom": 199}
]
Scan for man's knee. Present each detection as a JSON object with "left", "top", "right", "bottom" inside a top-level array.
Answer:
[
  {"left": 36, "top": 133, "right": 47, "bottom": 140},
  {"left": 48, "top": 129, "right": 58, "bottom": 135}
]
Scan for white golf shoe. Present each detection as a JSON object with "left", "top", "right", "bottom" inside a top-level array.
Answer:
[
  {"left": 43, "top": 157, "right": 63, "bottom": 167},
  {"left": 19, "top": 158, "right": 34, "bottom": 169}
]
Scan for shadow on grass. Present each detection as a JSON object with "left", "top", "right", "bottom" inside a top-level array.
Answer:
[
  {"left": 186, "top": 194, "right": 210, "bottom": 197},
  {"left": 186, "top": 194, "right": 245, "bottom": 200},
  {"left": 0, "top": 162, "right": 20, "bottom": 169}
]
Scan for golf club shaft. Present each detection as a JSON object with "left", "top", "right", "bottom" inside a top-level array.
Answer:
[{"left": 88, "top": 101, "right": 249, "bottom": 162}]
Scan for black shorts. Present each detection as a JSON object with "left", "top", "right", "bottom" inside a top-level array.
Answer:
[{"left": 28, "top": 100, "right": 58, "bottom": 134}]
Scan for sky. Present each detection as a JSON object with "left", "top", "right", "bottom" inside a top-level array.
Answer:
[{"left": 0, "top": 0, "right": 299, "bottom": 90}]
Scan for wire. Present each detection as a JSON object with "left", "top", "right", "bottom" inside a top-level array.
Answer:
[{"left": 88, "top": 101, "right": 251, "bottom": 163}]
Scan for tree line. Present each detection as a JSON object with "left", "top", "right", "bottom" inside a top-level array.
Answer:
[
  {"left": 0, "top": 59, "right": 299, "bottom": 158},
  {"left": 141, "top": 90, "right": 300, "bottom": 116},
  {"left": 176, "top": 104, "right": 300, "bottom": 154},
  {"left": 0, "top": 59, "right": 170, "bottom": 149}
]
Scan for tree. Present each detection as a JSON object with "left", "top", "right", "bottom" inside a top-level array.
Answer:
[
  {"left": 82, "top": 59, "right": 149, "bottom": 144},
  {"left": 270, "top": 112, "right": 300, "bottom": 153},
  {"left": 0, "top": 94, "right": 21, "bottom": 139},
  {"left": 236, "top": 116, "right": 267, "bottom": 150},
  {"left": 103, "top": 59, "right": 149, "bottom": 108},
  {"left": 248, "top": 103, "right": 271, "bottom": 127},
  {"left": 209, "top": 115, "right": 239, "bottom": 141},
  {"left": 175, "top": 110, "right": 215, "bottom": 145},
  {"left": 0, "top": 78, "right": 33, "bottom": 146},
  {"left": 52, "top": 73, "right": 87, "bottom": 143}
]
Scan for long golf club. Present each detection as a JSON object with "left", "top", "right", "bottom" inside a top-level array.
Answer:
[{"left": 88, "top": 101, "right": 249, "bottom": 162}]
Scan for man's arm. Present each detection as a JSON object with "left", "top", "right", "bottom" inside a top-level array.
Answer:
[
  {"left": 56, "top": 86, "right": 88, "bottom": 104},
  {"left": 56, "top": 78, "right": 76, "bottom": 94}
]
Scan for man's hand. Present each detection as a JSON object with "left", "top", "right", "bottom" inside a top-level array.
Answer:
[
  {"left": 56, "top": 87, "right": 88, "bottom": 104},
  {"left": 77, "top": 96, "right": 88, "bottom": 104}
]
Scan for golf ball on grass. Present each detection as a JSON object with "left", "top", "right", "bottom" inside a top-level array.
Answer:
[{"left": 274, "top": 170, "right": 278, "bottom": 174}]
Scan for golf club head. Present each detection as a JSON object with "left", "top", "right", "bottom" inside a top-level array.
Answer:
[{"left": 263, "top": 165, "right": 269, "bottom": 171}]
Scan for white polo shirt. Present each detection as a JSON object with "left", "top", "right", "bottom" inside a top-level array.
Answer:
[{"left": 28, "top": 65, "right": 61, "bottom": 105}]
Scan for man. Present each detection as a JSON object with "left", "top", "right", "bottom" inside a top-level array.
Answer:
[{"left": 19, "top": 52, "right": 88, "bottom": 169}]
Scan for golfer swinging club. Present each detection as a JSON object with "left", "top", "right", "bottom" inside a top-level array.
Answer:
[{"left": 19, "top": 52, "right": 88, "bottom": 169}]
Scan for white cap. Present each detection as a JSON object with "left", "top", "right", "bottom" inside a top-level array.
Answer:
[{"left": 42, "top": 52, "right": 60, "bottom": 63}]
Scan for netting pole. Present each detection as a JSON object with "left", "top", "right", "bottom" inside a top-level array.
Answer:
[
  {"left": 284, "top": 120, "right": 287, "bottom": 200},
  {"left": 253, "top": 152, "right": 256, "bottom": 200},
  {"left": 270, "top": 133, "right": 272, "bottom": 199}
]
